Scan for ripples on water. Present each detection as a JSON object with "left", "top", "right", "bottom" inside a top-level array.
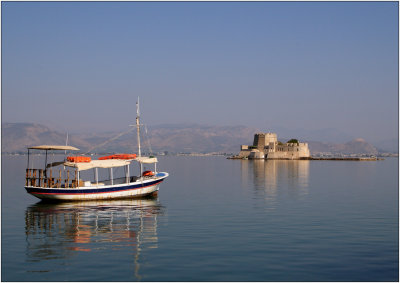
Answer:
[{"left": 2, "top": 156, "right": 398, "bottom": 281}]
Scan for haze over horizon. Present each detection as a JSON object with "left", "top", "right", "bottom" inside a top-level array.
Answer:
[{"left": 2, "top": 2, "right": 398, "bottom": 144}]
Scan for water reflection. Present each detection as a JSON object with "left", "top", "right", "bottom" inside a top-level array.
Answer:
[
  {"left": 25, "top": 198, "right": 163, "bottom": 279},
  {"left": 241, "top": 160, "right": 310, "bottom": 203}
]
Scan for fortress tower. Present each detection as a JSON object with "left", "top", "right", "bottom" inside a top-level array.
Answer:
[{"left": 253, "top": 133, "right": 277, "bottom": 151}]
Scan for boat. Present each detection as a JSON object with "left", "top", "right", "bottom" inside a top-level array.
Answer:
[{"left": 24, "top": 99, "right": 169, "bottom": 201}]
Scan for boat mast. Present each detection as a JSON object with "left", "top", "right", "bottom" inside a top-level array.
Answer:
[
  {"left": 136, "top": 98, "right": 143, "bottom": 178},
  {"left": 136, "top": 98, "right": 141, "bottom": 158}
]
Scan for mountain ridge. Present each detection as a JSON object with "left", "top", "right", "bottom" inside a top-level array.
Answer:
[{"left": 2, "top": 122, "right": 395, "bottom": 155}]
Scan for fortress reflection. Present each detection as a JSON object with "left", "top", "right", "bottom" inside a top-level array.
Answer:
[
  {"left": 241, "top": 160, "right": 310, "bottom": 202},
  {"left": 25, "top": 198, "right": 163, "bottom": 280}
]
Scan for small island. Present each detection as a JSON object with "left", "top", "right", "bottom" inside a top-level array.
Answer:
[
  {"left": 230, "top": 132, "right": 310, "bottom": 160},
  {"left": 229, "top": 132, "right": 381, "bottom": 161}
]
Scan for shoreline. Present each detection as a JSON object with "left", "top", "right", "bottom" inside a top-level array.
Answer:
[{"left": 227, "top": 156, "right": 385, "bottom": 161}]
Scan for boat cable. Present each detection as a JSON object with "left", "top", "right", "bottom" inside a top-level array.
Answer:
[
  {"left": 83, "top": 127, "right": 136, "bottom": 155},
  {"left": 143, "top": 124, "right": 153, "bottom": 156}
]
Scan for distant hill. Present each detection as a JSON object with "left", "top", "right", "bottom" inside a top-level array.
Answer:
[
  {"left": 307, "top": 138, "right": 379, "bottom": 155},
  {"left": 342, "top": 138, "right": 379, "bottom": 155},
  {"left": 2, "top": 123, "right": 91, "bottom": 153},
  {"left": 1, "top": 122, "right": 392, "bottom": 155},
  {"left": 1, "top": 122, "right": 258, "bottom": 154},
  {"left": 374, "top": 138, "right": 398, "bottom": 153},
  {"left": 271, "top": 126, "right": 355, "bottom": 143},
  {"left": 147, "top": 124, "right": 257, "bottom": 153}
]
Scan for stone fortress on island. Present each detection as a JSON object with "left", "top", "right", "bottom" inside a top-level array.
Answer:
[{"left": 236, "top": 132, "right": 310, "bottom": 160}]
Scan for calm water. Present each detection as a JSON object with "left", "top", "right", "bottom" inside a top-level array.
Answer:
[{"left": 2, "top": 156, "right": 398, "bottom": 281}]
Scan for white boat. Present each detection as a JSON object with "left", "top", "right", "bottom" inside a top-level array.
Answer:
[{"left": 24, "top": 100, "right": 169, "bottom": 201}]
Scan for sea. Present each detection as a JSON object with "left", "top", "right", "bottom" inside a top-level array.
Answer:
[{"left": 1, "top": 155, "right": 398, "bottom": 281}]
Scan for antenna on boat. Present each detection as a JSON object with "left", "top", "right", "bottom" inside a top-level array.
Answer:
[{"left": 65, "top": 133, "right": 69, "bottom": 157}]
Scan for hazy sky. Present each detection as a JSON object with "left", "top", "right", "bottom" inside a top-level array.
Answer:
[{"left": 2, "top": 2, "right": 398, "bottom": 142}]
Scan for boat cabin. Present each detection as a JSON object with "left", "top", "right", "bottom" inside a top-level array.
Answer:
[{"left": 25, "top": 145, "right": 158, "bottom": 189}]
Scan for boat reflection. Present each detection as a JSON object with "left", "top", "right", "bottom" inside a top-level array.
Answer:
[
  {"left": 25, "top": 198, "right": 163, "bottom": 279},
  {"left": 241, "top": 160, "right": 310, "bottom": 202}
]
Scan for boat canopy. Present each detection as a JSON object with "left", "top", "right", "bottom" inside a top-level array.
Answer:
[
  {"left": 45, "top": 157, "right": 157, "bottom": 170},
  {"left": 63, "top": 159, "right": 131, "bottom": 171},
  {"left": 28, "top": 145, "right": 80, "bottom": 151},
  {"left": 135, "top": 157, "right": 158, "bottom": 163}
]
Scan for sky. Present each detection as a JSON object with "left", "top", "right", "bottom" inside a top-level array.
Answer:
[{"left": 2, "top": 1, "right": 398, "bottom": 143}]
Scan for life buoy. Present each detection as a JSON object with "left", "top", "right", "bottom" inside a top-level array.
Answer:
[
  {"left": 142, "top": 170, "right": 154, "bottom": 177},
  {"left": 99, "top": 154, "right": 137, "bottom": 160},
  {"left": 67, "top": 156, "right": 91, "bottom": 163}
]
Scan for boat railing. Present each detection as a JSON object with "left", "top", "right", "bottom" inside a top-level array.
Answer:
[
  {"left": 26, "top": 168, "right": 79, "bottom": 188},
  {"left": 26, "top": 168, "right": 142, "bottom": 188}
]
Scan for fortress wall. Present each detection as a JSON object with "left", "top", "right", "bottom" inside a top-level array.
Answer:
[
  {"left": 249, "top": 150, "right": 265, "bottom": 159},
  {"left": 267, "top": 143, "right": 310, "bottom": 159},
  {"left": 298, "top": 143, "right": 310, "bottom": 157},
  {"left": 267, "top": 142, "right": 276, "bottom": 152},
  {"left": 238, "top": 148, "right": 251, "bottom": 158},
  {"left": 268, "top": 151, "right": 297, "bottom": 159}
]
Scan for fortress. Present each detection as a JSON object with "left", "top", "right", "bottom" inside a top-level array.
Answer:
[{"left": 237, "top": 133, "right": 310, "bottom": 160}]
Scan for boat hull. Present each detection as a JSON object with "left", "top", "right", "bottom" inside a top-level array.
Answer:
[{"left": 25, "top": 173, "right": 168, "bottom": 201}]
